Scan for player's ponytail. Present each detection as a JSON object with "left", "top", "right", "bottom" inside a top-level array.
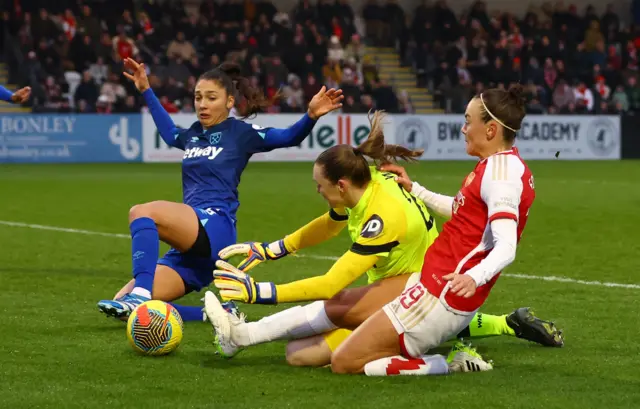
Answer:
[
  {"left": 315, "top": 110, "right": 422, "bottom": 188},
  {"left": 356, "top": 110, "right": 423, "bottom": 164},
  {"left": 219, "top": 62, "right": 273, "bottom": 118},
  {"left": 198, "top": 62, "right": 275, "bottom": 119}
]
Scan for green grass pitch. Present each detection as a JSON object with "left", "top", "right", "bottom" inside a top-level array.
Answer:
[{"left": 1, "top": 160, "right": 640, "bottom": 409}]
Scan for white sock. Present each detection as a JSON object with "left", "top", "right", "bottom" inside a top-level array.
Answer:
[
  {"left": 233, "top": 301, "right": 337, "bottom": 347},
  {"left": 364, "top": 355, "right": 450, "bottom": 376},
  {"left": 131, "top": 287, "right": 151, "bottom": 299}
]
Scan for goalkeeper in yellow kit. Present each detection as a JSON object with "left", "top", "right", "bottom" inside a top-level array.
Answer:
[{"left": 204, "top": 112, "right": 563, "bottom": 365}]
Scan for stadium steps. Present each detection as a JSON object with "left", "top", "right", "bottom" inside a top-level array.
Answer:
[
  {"left": 0, "top": 63, "right": 30, "bottom": 113},
  {"left": 366, "top": 47, "right": 442, "bottom": 114}
]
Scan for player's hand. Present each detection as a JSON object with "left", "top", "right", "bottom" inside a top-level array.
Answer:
[
  {"left": 443, "top": 273, "right": 477, "bottom": 298},
  {"left": 379, "top": 163, "right": 413, "bottom": 192},
  {"left": 213, "top": 260, "right": 277, "bottom": 304},
  {"left": 11, "top": 86, "right": 31, "bottom": 104},
  {"left": 123, "top": 57, "right": 151, "bottom": 92},
  {"left": 218, "top": 240, "right": 289, "bottom": 272},
  {"left": 307, "top": 86, "right": 344, "bottom": 120}
]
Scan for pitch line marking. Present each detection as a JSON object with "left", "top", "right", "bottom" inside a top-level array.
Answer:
[{"left": 1, "top": 220, "right": 638, "bottom": 290}]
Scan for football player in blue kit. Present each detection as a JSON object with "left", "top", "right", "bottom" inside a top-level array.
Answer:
[{"left": 97, "top": 57, "right": 343, "bottom": 321}]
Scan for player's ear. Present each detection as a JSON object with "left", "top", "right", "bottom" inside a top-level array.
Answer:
[
  {"left": 337, "top": 179, "right": 347, "bottom": 194},
  {"left": 486, "top": 122, "right": 497, "bottom": 140},
  {"left": 226, "top": 95, "right": 235, "bottom": 110}
]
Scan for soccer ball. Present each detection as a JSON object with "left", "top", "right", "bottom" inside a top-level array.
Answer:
[{"left": 127, "top": 300, "right": 184, "bottom": 356}]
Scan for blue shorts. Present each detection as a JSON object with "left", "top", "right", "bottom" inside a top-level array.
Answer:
[{"left": 157, "top": 207, "right": 237, "bottom": 292}]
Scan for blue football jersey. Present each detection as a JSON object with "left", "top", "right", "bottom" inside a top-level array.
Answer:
[{"left": 169, "top": 117, "right": 276, "bottom": 219}]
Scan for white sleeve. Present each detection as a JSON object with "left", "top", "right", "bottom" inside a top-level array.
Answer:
[
  {"left": 411, "top": 181, "right": 454, "bottom": 219},
  {"left": 465, "top": 218, "right": 517, "bottom": 286}
]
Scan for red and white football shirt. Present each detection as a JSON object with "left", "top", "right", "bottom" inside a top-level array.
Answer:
[{"left": 420, "top": 148, "right": 535, "bottom": 313}]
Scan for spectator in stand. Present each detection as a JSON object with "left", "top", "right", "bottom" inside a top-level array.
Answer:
[
  {"left": 611, "top": 85, "right": 629, "bottom": 112},
  {"left": 327, "top": 36, "right": 345, "bottom": 63},
  {"left": 344, "top": 34, "right": 365, "bottom": 63},
  {"left": 594, "top": 75, "right": 611, "bottom": 102},
  {"left": 552, "top": 80, "right": 576, "bottom": 111},
  {"left": 626, "top": 76, "right": 640, "bottom": 112},
  {"left": 100, "top": 73, "right": 127, "bottom": 106},
  {"left": 96, "top": 94, "right": 112, "bottom": 114},
  {"left": 78, "top": 5, "right": 102, "bottom": 42},
  {"left": 574, "top": 81, "right": 595, "bottom": 112},
  {"left": 584, "top": 21, "right": 604, "bottom": 52},
  {"left": 281, "top": 74, "right": 305, "bottom": 110},
  {"left": 113, "top": 30, "right": 138, "bottom": 61},
  {"left": 303, "top": 73, "right": 322, "bottom": 106},
  {"left": 74, "top": 71, "right": 99, "bottom": 109},
  {"left": 62, "top": 9, "right": 77, "bottom": 41},
  {"left": 341, "top": 95, "right": 361, "bottom": 113},
  {"left": 166, "top": 31, "right": 196, "bottom": 61}
]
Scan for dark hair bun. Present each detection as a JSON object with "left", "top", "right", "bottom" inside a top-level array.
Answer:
[
  {"left": 217, "top": 62, "right": 242, "bottom": 80},
  {"left": 507, "top": 83, "right": 526, "bottom": 109}
]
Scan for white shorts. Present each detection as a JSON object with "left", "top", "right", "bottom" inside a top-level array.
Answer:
[{"left": 382, "top": 273, "right": 476, "bottom": 358}]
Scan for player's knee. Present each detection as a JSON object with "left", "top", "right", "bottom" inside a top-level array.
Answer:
[
  {"left": 285, "top": 340, "right": 331, "bottom": 367},
  {"left": 129, "top": 201, "right": 163, "bottom": 223},
  {"left": 329, "top": 356, "right": 349, "bottom": 374},
  {"left": 129, "top": 204, "right": 147, "bottom": 222},
  {"left": 285, "top": 344, "right": 311, "bottom": 367},
  {"left": 330, "top": 351, "right": 357, "bottom": 374}
]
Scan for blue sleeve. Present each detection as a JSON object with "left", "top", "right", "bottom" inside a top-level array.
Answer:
[
  {"left": 248, "top": 113, "right": 317, "bottom": 153},
  {"left": 142, "top": 88, "right": 186, "bottom": 150},
  {"left": 0, "top": 85, "right": 14, "bottom": 103}
]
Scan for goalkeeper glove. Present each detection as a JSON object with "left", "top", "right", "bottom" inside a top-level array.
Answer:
[
  {"left": 218, "top": 239, "right": 289, "bottom": 272},
  {"left": 213, "top": 260, "right": 277, "bottom": 304}
]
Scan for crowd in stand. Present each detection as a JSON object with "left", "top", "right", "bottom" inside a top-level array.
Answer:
[
  {"left": 368, "top": 0, "right": 640, "bottom": 114},
  {"left": 1, "top": 0, "right": 640, "bottom": 116},
  {"left": 1, "top": 0, "right": 402, "bottom": 114}
]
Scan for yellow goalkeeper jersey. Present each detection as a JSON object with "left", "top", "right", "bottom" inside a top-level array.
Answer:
[
  {"left": 276, "top": 166, "right": 439, "bottom": 303},
  {"left": 345, "top": 166, "right": 438, "bottom": 283}
]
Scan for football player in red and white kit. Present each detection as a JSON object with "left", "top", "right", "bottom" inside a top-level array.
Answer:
[{"left": 330, "top": 84, "right": 535, "bottom": 376}]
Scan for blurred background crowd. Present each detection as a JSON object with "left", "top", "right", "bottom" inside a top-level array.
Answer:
[{"left": 2, "top": 0, "right": 640, "bottom": 115}]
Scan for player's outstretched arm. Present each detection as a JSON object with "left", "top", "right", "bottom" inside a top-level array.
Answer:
[
  {"left": 274, "top": 251, "right": 377, "bottom": 302},
  {"left": 123, "top": 57, "right": 182, "bottom": 148},
  {"left": 283, "top": 208, "right": 348, "bottom": 253},
  {"left": 213, "top": 251, "right": 377, "bottom": 304},
  {"left": 410, "top": 182, "right": 454, "bottom": 219},
  {"left": 219, "top": 209, "right": 348, "bottom": 271},
  {"left": 380, "top": 163, "right": 454, "bottom": 219},
  {"left": 260, "top": 87, "right": 344, "bottom": 150}
]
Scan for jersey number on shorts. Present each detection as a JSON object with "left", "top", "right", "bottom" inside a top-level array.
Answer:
[{"left": 399, "top": 283, "right": 426, "bottom": 309}]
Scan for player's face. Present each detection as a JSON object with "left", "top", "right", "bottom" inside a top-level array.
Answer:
[
  {"left": 313, "top": 163, "right": 346, "bottom": 208},
  {"left": 462, "top": 98, "right": 494, "bottom": 158},
  {"left": 194, "top": 80, "right": 235, "bottom": 128}
]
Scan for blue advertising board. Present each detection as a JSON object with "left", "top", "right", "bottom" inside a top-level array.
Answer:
[{"left": 0, "top": 114, "right": 142, "bottom": 163}]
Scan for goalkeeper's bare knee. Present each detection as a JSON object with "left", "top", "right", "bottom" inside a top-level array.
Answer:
[{"left": 285, "top": 337, "right": 332, "bottom": 367}]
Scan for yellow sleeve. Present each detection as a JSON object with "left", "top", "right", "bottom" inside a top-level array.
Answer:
[
  {"left": 351, "top": 210, "right": 406, "bottom": 257},
  {"left": 283, "top": 208, "right": 347, "bottom": 253},
  {"left": 276, "top": 251, "right": 378, "bottom": 302}
]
